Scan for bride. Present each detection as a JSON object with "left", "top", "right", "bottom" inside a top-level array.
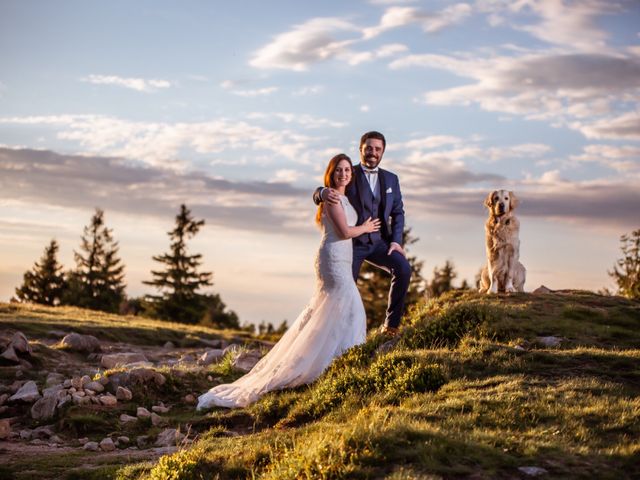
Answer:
[{"left": 197, "top": 153, "right": 380, "bottom": 409}]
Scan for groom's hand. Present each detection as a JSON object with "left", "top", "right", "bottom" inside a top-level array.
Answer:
[
  {"left": 321, "top": 187, "right": 341, "bottom": 206},
  {"left": 387, "top": 242, "right": 406, "bottom": 257}
]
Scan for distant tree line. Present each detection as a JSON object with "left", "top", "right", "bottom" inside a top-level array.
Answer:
[{"left": 14, "top": 205, "right": 239, "bottom": 329}]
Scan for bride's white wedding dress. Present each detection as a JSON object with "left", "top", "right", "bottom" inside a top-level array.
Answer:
[{"left": 197, "top": 195, "right": 366, "bottom": 409}]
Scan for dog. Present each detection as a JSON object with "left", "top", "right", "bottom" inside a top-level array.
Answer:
[{"left": 479, "top": 190, "right": 526, "bottom": 294}]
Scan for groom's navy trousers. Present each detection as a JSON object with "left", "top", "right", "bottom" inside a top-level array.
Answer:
[{"left": 352, "top": 241, "right": 411, "bottom": 329}]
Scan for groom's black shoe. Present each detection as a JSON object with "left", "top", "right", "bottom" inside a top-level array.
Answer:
[{"left": 379, "top": 325, "right": 400, "bottom": 337}]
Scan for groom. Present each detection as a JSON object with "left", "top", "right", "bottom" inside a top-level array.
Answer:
[{"left": 314, "top": 131, "right": 411, "bottom": 336}]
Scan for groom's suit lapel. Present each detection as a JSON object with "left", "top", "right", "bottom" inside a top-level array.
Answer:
[
  {"left": 378, "top": 168, "right": 388, "bottom": 215},
  {"left": 354, "top": 165, "right": 370, "bottom": 211}
]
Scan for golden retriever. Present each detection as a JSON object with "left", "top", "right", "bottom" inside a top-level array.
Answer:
[{"left": 479, "top": 190, "right": 526, "bottom": 294}]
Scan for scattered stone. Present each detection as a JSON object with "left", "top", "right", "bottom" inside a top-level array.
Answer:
[
  {"left": 33, "top": 425, "right": 55, "bottom": 439},
  {"left": 119, "top": 414, "right": 137, "bottom": 423},
  {"left": 136, "top": 435, "right": 150, "bottom": 448},
  {"left": 85, "top": 389, "right": 96, "bottom": 396},
  {"left": 100, "top": 437, "right": 116, "bottom": 451},
  {"left": 49, "top": 434, "right": 63, "bottom": 444},
  {"left": 101, "top": 353, "right": 148, "bottom": 369},
  {"left": 222, "top": 344, "right": 240, "bottom": 356},
  {"left": 87, "top": 353, "right": 102, "bottom": 361},
  {"left": 19, "top": 429, "right": 33, "bottom": 440},
  {"left": 152, "top": 404, "right": 170, "bottom": 414},
  {"left": 117, "top": 435, "right": 130, "bottom": 444},
  {"left": 179, "top": 353, "right": 196, "bottom": 363},
  {"left": 30, "top": 438, "right": 46, "bottom": 445},
  {"left": 116, "top": 386, "right": 132, "bottom": 401},
  {"left": 98, "top": 375, "right": 110, "bottom": 386},
  {"left": 151, "top": 413, "right": 164, "bottom": 426},
  {"left": 85, "top": 381, "right": 104, "bottom": 393},
  {"left": 78, "top": 437, "right": 89, "bottom": 445},
  {"left": 0, "top": 345, "right": 20, "bottom": 363},
  {"left": 518, "top": 466, "right": 548, "bottom": 476},
  {"left": 84, "top": 441, "right": 99, "bottom": 451},
  {"left": 207, "top": 375, "right": 213, "bottom": 382},
  {"left": 70, "top": 377, "right": 83, "bottom": 390},
  {"left": 31, "top": 395, "right": 58, "bottom": 420},
  {"left": 99, "top": 394, "right": 118, "bottom": 407},
  {"left": 43, "top": 385, "right": 64, "bottom": 398},
  {"left": 184, "top": 394, "right": 196, "bottom": 404},
  {"left": 198, "top": 349, "right": 225, "bottom": 366},
  {"left": 155, "top": 428, "right": 185, "bottom": 447},
  {"left": 0, "top": 393, "right": 8, "bottom": 406},
  {"left": 375, "top": 338, "right": 400, "bottom": 355},
  {"left": 9, "top": 380, "right": 40, "bottom": 403},
  {"left": 233, "top": 349, "right": 263, "bottom": 372},
  {"left": 136, "top": 407, "right": 151, "bottom": 418},
  {"left": 163, "top": 341, "right": 175, "bottom": 349},
  {"left": 0, "top": 419, "right": 11, "bottom": 439},
  {"left": 72, "top": 394, "right": 91, "bottom": 406},
  {"left": 60, "top": 332, "right": 101, "bottom": 353},
  {"left": 10, "top": 332, "right": 32, "bottom": 355},
  {"left": 90, "top": 396, "right": 101, "bottom": 405},
  {"left": 75, "top": 390, "right": 86, "bottom": 397},
  {"left": 128, "top": 368, "right": 166, "bottom": 387},
  {"left": 45, "top": 372, "right": 65, "bottom": 388},
  {"left": 536, "top": 336, "right": 563, "bottom": 348},
  {"left": 532, "top": 285, "right": 554, "bottom": 295},
  {"left": 63, "top": 379, "right": 72, "bottom": 388},
  {"left": 80, "top": 375, "right": 92, "bottom": 387}
]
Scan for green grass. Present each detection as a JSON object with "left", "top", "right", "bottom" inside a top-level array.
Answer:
[{"left": 2, "top": 292, "right": 639, "bottom": 479}]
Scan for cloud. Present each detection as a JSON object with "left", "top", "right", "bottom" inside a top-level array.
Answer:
[
  {"left": 245, "top": 112, "right": 347, "bottom": 129},
  {"left": 82, "top": 74, "right": 172, "bottom": 92},
  {"left": 249, "top": 17, "right": 360, "bottom": 71},
  {"left": 341, "top": 43, "right": 408, "bottom": 65},
  {"left": 230, "top": 86, "right": 279, "bottom": 97},
  {"left": 391, "top": 51, "right": 640, "bottom": 140},
  {"left": 571, "top": 144, "right": 640, "bottom": 173},
  {"left": 0, "top": 114, "right": 316, "bottom": 168},
  {"left": 292, "top": 85, "right": 325, "bottom": 96},
  {"left": 0, "top": 147, "right": 311, "bottom": 234},
  {"left": 363, "top": 4, "right": 472, "bottom": 39}
]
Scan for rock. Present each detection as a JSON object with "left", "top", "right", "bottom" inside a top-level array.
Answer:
[
  {"left": 99, "top": 394, "right": 118, "bottom": 407},
  {"left": 532, "top": 285, "right": 554, "bottom": 294},
  {"left": 9, "top": 381, "right": 40, "bottom": 402},
  {"left": 43, "top": 385, "right": 64, "bottom": 398},
  {"left": 200, "top": 338, "right": 226, "bottom": 348},
  {"left": 63, "top": 379, "right": 72, "bottom": 388},
  {"left": 119, "top": 414, "right": 137, "bottom": 423},
  {"left": 536, "top": 336, "right": 563, "bottom": 348},
  {"left": 0, "top": 419, "right": 11, "bottom": 439},
  {"left": 49, "top": 434, "right": 63, "bottom": 444},
  {"left": 72, "top": 394, "right": 91, "bottom": 406},
  {"left": 155, "top": 428, "right": 185, "bottom": 447},
  {"left": 129, "top": 368, "right": 166, "bottom": 386},
  {"left": 375, "top": 338, "right": 400, "bottom": 355},
  {"left": 33, "top": 425, "right": 55, "bottom": 439},
  {"left": 70, "top": 377, "right": 83, "bottom": 390},
  {"left": 30, "top": 438, "right": 46, "bottom": 445},
  {"left": 58, "top": 394, "right": 72, "bottom": 408},
  {"left": 117, "top": 435, "right": 130, "bottom": 444},
  {"left": 136, "top": 407, "right": 151, "bottom": 418},
  {"left": 75, "top": 390, "right": 86, "bottom": 397},
  {"left": 518, "top": 466, "right": 548, "bottom": 476},
  {"left": 87, "top": 353, "right": 102, "bottom": 361},
  {"left": 152, "top": 404, "right": 170, "bottom": 414},
  {"left": 150, "top": 413, "right": 164, "bottom": 426},
  {"left": 85, "top": 381, "right": 104, "bottom": 393},
  {"left": 136, "top": 435, "right": 150, "bottom": 448},
  {"left": 19, "top": 429, "right": 33, "bottom": 440},
  {"left": 222, "top": 344, "right": 240, "bottom": 356},
  {"left": 11, "top": 332, "right": 32, "bottom": 355},
  {"left": 184, "top": 394, "right": 196, "bottom": 404},
  {"left": 80, "top": 375, "right": 92, "bottom": 387},
  {"left": 198, "top": 349, "right": 225, "bottom": 366},
  {"left": 163, "top": 341, "right": 175, "bottom": 349},
  {"left": 78, "top": 437, "right": 89, "bottom": 445},
  {"left": 116, "top": 386, "right": 132, "bottom": 401},
  {"left": 9, "top": 380, "right": 25, "bottom": 393},
  {"left": 85, "top": 389, "right": 96, "bottom": 396},
  {"left": 99, "top": 437, "right": 116, "bottom": 451},
  {"left": 90, "top": 396, "right": 101, "bottom": 404},
  {"left": 179, "top": 353, "right": 196, "bottom": 363},
  {"left": 0, "top": 393, "right": 8, "bottom": 406},
  {"left": 60, "top": 333, "right": 101, "bottom": 353},
  {"left": 0, "top": 345, "right": 20, "bottom": 363},
  {"left": 31, "top": 395, "right": 58, "bottom": 420},
  {"left": 45, "top": 373, "right": 65, "bottom": 387},
  {"left": 101, "top": 353, "right": 148, "bottom": 369},
  {"left": 84, "top": 441, "right": 99, "bottom": 451},
  {"left": 233, "top": 349, "right": 263, "bottom": 372}
]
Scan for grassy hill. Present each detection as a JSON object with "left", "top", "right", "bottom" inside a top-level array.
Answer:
[{"left": 1, "top": 291, "right": 639, "bottom": 479}]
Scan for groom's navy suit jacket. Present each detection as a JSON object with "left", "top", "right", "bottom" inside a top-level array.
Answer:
[{"left": 316, "top": 164, "right": 405, "bottom": 246}]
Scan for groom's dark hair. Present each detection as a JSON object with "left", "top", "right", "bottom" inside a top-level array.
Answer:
[{"left": 360, "top": 131, "right": 386, "bottom": 152}]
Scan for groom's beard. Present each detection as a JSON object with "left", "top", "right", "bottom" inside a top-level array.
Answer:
[{"left": 362, "top": 155, "right": 381, "bottom": 169}]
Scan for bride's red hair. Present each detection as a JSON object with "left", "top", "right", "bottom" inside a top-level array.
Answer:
[{"left": 316, "top": 153, "right": 352, "bottom": 226}]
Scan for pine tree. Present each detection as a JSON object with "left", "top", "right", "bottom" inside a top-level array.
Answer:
[
  {"left": 426, "top": 260, "right": 457, "bottom": 298},
  {"left": 609, "top": 229, "right": 640, "bottom": 299},
  {"left": 356, "top": 227, "right": 426, "bottom": 329},
  {"left": 144, "top": 204, "right": 214, "bottom": 323},
  {"left": 63, "top": 209, "right": 126, "bottom": 312},
  {"left": 15, "top": 239, "right": 66, "bottom": 306}
]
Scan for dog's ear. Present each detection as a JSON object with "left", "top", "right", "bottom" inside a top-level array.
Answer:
[
  {"left": 484, "top": 191, "right": 496, "bottom": 209},
  {"left": 509, "top": 191, "right": 519, "bottom": 210}
]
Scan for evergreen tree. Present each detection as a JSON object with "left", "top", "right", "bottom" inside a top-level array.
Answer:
[
  {"left": 63, "top": 209, "right": 126, "bottom": 312},
  {"left": 200, "top": 293, "right": 240, "bottom": 329},
  {"left": 426, "top": 260, "right": 457, "bottom": 298},
  {"left": 15, "top": 239, "right": 66, "bottom": 306},
  {"left": 609, "top": 229, "right": 640, "bottom": 299},
  {"left": 144, "top": 204, "right": 214, "bottom": 323},
  {"left": 357, "top": 227, "right": 426, "bottom": 329}
]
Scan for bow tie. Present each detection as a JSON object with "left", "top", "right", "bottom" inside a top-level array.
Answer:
[{"left": 363, "top": 168, "right": 379, "bottom": 174}]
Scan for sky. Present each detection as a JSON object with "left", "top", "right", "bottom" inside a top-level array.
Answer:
[{"left": 0, "top": 0, "right": 639, "bottom": 326}]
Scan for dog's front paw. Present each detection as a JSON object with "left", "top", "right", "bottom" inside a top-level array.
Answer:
[
  {"left": 505, "top": 283, "right": 516, "bottom": 293},
  {"left": 488, "top": 284, "right": 498, "bottom": 294}
]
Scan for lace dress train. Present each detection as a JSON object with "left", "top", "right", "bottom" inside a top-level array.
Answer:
[{"left": 197, "top": 196, "right": 365, "bottom": 409}]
